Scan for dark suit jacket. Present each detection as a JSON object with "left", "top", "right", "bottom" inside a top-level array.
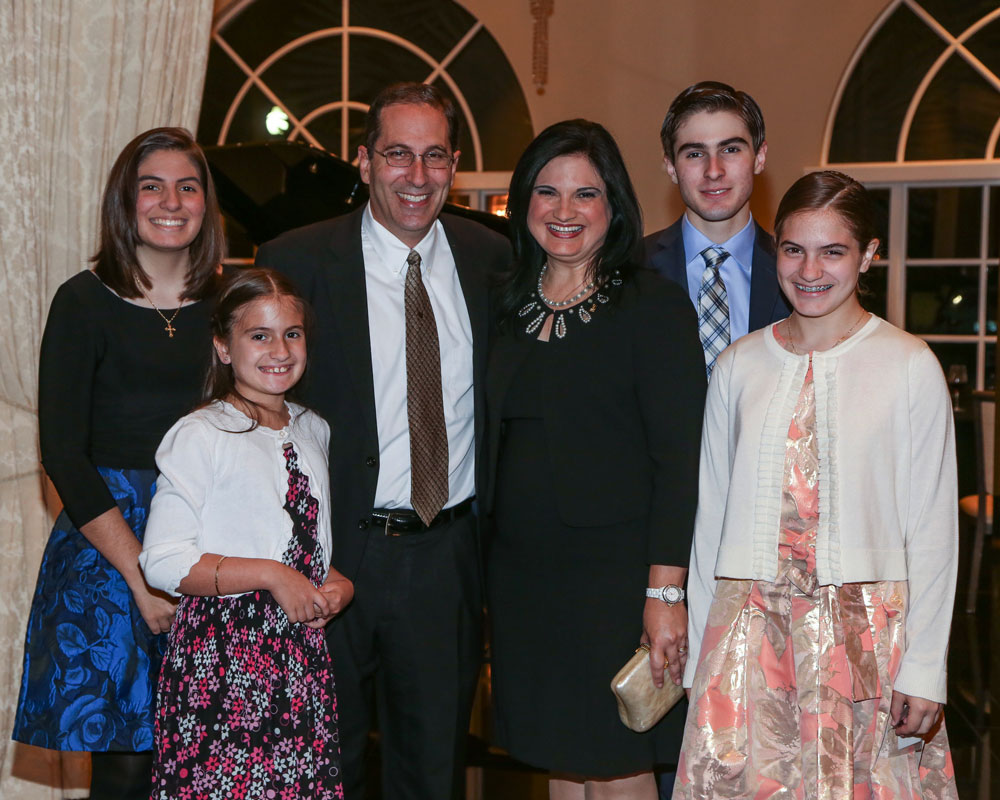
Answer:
[
  {"left": 485, "top": 269, "right": 706, "bottom": 566},
  {"left": 643, "top": 218, "right": 790, "bottom": 331},
  {"left": 256, "top": 207, "right": 512, "bottom": 580}
]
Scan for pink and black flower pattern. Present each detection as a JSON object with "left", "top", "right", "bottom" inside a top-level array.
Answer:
[{"left": 151, "top": 444, "right": 343, "bottom": 799}]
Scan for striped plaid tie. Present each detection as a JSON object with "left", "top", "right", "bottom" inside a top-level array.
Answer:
[{"left": 698, "top": 246, "right": 730, "bottom": 378}]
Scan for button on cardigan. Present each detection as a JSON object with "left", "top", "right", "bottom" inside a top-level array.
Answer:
[
  {"left": 140, "top": 401, "right": 332, "bottom": 596},
  {"left": 685, "top": 316, "right": 958, "bottom": 703}
]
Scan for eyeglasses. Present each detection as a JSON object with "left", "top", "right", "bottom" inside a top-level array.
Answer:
[{"left": 372, "top": 148, "right": 455, "bottom": 169}]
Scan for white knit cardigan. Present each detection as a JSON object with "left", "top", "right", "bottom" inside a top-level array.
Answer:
[
  {"left": 684, "top": 316, "right": 958, "bottom": 703},
  {"left": 141, "top": 401, "right": 332, "bottom": 597}
]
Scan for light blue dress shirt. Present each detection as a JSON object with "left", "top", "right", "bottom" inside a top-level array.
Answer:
[{"left": 682, "top": 215, "right": 757, "bottom": 343}]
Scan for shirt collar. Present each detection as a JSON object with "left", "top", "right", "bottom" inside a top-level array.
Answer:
[
  {"left": 362, "top": 202, "right": 442, "bottom": 277},
  {"left": 681, "top": 213, "right": 756, "bottom": 273}
]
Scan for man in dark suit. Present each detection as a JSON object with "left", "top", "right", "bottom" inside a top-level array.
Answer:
[
  {"left": 255, "top": 82, "right": 511, "bottom": 800},
  {"left": 645, "top": 81, "right": 789, "bottom": 377}
]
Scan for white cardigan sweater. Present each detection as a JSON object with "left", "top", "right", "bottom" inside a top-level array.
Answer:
[
  {"left": 140, "top": 401, "right": 332, "bottom": 596},
  {"left": 684, "top": 316, "right": 958, "bottom": 703}
]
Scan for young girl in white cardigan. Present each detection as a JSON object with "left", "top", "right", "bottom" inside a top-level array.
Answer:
[
  {"left": 140, "top": 268, "right": 353, "bottom": 800},
  {"left": 674, "top": 171, "right": 958, "bottom": 798}
]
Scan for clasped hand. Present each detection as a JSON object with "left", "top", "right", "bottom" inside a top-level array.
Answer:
[
  {"left": 890, "top": 691, "right": 942, "bottom": 737},
  {"left": 270, "top": 563, "right": 354, "bottom": 629},
  {"left": 642, "top": 599, "right": 688, "bottom": 689}
]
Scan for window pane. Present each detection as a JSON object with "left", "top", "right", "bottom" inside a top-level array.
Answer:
[
  {"left": 907, "top": 187, "right": 982, "bottom": 258},
  {"left": 861, "top": 265, "right": 887, "bottom": 319},
  {"left": 927, "top": 342, "right": 976, "bottom": 393},
  {"left": 987, "top": 343, "right": 996, "bottom": 389},
  {"left": 967, "top": 17, "right": 1000, "bottom": 87},
  {"left": 989, "top": 264, "right": 998, "bottom": 335},
  {"left": 350, "top": 0, "right": 477, "bottom": 63},
  {"left": 988, "top": 186, "right": 1000, "bottom": 258},
  {"left": 484, "top": 192, "right": 509, "bottom": 217},
  {"left": 905, "top": 56, "right": 1000, "bottom": 161},
  {"left": 445, "top": 29, "right": 534, "bottom": 171},
  {"left": 923, "top": 0, "right": 1000, "bottom": 39},
  {"left": 868, "top": 188, "right": 890, "bottom": 258},
  {"left": 199, "top": 0, "right": 533, "bottom": 169},
  {"left": 828, "top": 6, "right": 942, "bottom": 163},
  {"left": 906, "top": 266, "right": 979, "bottom": 334}
]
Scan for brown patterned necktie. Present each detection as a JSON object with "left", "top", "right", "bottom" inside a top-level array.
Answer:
[{"left": 404, "top": 249, "right": 450, "bottom": 525}]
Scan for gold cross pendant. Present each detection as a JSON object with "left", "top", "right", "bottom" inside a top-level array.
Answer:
[{"left": 164, "top": 322, "right": 176, "bottom": 337}]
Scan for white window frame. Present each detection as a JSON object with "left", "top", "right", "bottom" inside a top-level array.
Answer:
[
  {"left": 817, "top": 0, "right": 1000, "bottom": 389},
  {"left": 809, "top": 166, "right": 1000, "bottom": 389}
]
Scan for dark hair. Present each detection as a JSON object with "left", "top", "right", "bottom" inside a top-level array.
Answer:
[
  {"left": 774, "top": 170, "right": 878, "bottom": 249},
  {"left": 364, "top": 82, "right": 461, "bottom": 155},
  {"left": 659, "top": 81, "right": 765, "bottom": 162},
  {"left": 202, "top": 268, "right": 313, "bottom": 430},
  {"left": 91, "top": 127, "right": 223, "bottom": 301},
  {"left": 497, "top": 119, "right": 643, "bottom": 321}
]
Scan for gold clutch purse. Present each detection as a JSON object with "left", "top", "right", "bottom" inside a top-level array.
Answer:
[{"left": 610, "top": 643, "right": 685, "bottom": 732}]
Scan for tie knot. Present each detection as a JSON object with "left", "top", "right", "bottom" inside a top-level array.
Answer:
[
  {"left": 406, "top": 250, "right": 421, "bottom": 271},
  {"left": 701, "top": 246, "right": 729, "bottom": 271}
]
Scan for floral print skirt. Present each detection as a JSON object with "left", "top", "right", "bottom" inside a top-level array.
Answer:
[
  {"left": 13, "top": 467, "right": 164, "bottom": 752},
  {"left": 150, "top": 444, "right": 343, "bottom": 800},
  {"left": 673, "top": 575, "right": 958, "bottom": 798}
]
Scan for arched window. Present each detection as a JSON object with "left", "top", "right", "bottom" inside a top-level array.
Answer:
[
  {"left": 823, "top": 0, "right": 1000, "bottom": 389},
  {"left": 201, "top": 0, "right": 531, "bottom": 219}
]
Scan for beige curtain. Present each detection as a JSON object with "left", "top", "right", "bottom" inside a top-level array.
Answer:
[{"left": 0, "top": 2, "right": 214, "bottom": 796}]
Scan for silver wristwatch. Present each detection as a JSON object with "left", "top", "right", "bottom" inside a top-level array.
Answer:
[{"left": 646, "top": 585, "right": 685, "bottom": 604}]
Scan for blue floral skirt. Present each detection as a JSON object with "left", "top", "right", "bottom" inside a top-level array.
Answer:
[{"left": 12, "top": 467, "right": 166, "bottom": 752}]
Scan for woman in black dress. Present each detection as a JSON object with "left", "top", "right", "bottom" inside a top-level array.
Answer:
[
  {"left": 485, "top": 119, "right": 706, "bottom": 798},
  {"left": 12, "top": 127, "right": 224, "bottom": 800}
]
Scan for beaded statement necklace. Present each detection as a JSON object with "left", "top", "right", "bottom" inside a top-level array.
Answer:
[{"left": 518, "top": 264, "right": 622, "bottom": 339}]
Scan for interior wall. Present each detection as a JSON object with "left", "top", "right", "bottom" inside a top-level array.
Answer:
[{"left": 460, "top": 0, "right": 888, "bottom": 234}]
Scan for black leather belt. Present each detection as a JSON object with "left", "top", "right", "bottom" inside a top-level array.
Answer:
[{"left": 372, "top": 497, "right": 474, "bottom": 536}]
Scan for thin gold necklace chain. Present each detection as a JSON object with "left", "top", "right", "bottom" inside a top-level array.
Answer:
[
  {"left": 786, "top": 309, "right": 868, "bottom": 355},
  {"left": 140, "top": 288, "right": 182, "bottom": 338}
]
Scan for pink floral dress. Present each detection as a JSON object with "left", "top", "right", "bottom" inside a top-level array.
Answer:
[
  {"left": 151, "top": 444, "right": 343, "bottom": 800},
  {"left": 674, "top": 345, "right": 957, "bottom": 798}
]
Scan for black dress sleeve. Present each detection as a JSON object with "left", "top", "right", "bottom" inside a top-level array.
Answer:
[
  {"left": 632, "top": 272, "right": 707, "bottom": 566},
  {"left": 38, "top": 276, "right": 116, "bottom": 528}
]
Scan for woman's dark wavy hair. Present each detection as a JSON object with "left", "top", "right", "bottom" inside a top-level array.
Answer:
[
  {"left": 202, "top": 268, "right": 314, "bottom": 430},
  {"left": 497, "top": 119, "right": 643, "bottom": 322},
  {"left": 90, "top": 127, "right": 225, "bottom": 301}
]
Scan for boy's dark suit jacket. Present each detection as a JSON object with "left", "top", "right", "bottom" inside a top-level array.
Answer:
[{"left": 643, "top": 218, "right": 790, "bottom": 331}]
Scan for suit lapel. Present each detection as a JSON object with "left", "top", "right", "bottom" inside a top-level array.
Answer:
[
  {"left": 748, "top": 221, "right": 785, "bottom": 330},
  {"left": 322, "top": 209, "right": 379, "bottom": 437},
  {"left": 649, "top": 220, "right": 688, "bottom": 288},
  {"left": 441, "top": 216, "right": 490, "bottom": 444},
  {"left": 442, "top": 217, "right": 488, "bottom": 361}
]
